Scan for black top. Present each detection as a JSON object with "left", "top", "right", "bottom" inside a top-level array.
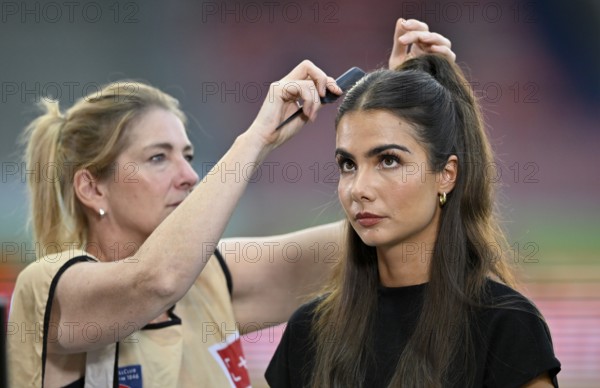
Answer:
[{"left": 265, "top": 280, "right": 561, "bottom": 388}]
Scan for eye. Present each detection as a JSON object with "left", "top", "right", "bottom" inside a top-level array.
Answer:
[
  {"left": 150, "top": 153, "right": 166, "bottom": 162},
  {"left": 337, "top": 157, "right": 356, "bottom": 173},
  {"left": 184, "top": 154, "right": 194, "bottom": 162},
  {"left": 379, "top": 154, "right": 400, "bottom": 169}
]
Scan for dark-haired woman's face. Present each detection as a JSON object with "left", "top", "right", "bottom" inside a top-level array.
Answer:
[{"left": 336, "top": 110, "right": 443, "bottom": 251}]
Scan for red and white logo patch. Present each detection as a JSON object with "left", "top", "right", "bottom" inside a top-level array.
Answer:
[{"left": 209, "top": 333, "right": 252, "bottom": 388}]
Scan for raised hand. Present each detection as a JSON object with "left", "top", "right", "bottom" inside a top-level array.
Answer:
[{"left": 389, "top": 18, "right": 456, "bottom": 70}]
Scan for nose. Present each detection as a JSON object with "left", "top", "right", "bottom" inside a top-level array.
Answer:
[
  {"left": 349, "top": 168, "right": 375, "bottom": 203},
  {"left": 176, "top": 157, "right": 199, "bottom": 189}
]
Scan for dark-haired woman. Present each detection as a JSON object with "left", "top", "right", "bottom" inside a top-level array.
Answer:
[
  {"left": 266, "top": 55, "right": 561, "bottom": 387},
  {"left": 8, "top": 18, "right": 455, "bottom": 388}
]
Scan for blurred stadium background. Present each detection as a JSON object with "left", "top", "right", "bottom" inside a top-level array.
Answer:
[{"left": 1, "top": 0, "right": 598, "bottom": 386}]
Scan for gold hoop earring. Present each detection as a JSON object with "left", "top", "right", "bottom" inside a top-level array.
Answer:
[{"left": 439, "top": 192, "right": 447, "bottom": 207}]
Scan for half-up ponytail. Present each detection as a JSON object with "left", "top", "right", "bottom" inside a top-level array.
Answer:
[
  {"left": 397, "top": 54, "right": 473, "bottom": 103},
  {"left": 397, "top": 54, "right": 517, "bottom": 291},
  {"left": 312, "top": 55, "right": 518, "bottom": 387}
]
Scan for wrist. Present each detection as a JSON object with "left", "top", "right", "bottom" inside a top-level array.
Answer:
[{"left": 235, "top": 130, "right": 272, "bottom": 164}]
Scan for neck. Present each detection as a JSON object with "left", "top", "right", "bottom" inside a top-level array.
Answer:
[
  {"left": 376, "top": 241, "right": 433, "bottom": 287},
  {"left": 86, "top": 222, "right": 145, "bottom": 262}
]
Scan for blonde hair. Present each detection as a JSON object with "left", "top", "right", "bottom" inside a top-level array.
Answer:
[{"left": 22, "top": 81, "right": 186, "bottom": 256}]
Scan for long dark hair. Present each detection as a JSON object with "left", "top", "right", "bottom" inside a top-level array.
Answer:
[{"left": 310, "top": 54, "right": 517, "bottom": 387}]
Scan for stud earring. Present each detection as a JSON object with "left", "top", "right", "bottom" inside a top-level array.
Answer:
[
  {"left": 99, "top": 208, "right": 106, "bottom": 217},
  {"left": 439, "top": 192, "right": 447, "bottom": 207}
]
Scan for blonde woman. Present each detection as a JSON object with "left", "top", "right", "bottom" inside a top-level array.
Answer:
[{"left": 8, "top": 18, "right": 454, "bottom": 388}]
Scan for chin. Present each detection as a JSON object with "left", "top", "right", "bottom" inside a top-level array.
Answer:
[
  {"left": 361, "top": 241, "right": 378, "bottom": 248},
  {"left": 355, "top": 230, "right": 384, "bottom": 247}
]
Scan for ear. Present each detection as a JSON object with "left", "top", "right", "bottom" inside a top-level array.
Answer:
[
  {"left": 73, "top": 168, "right": 108, "bottom": 216},
  {"left": 438, "top": 155, "right": 458, "bottom": 194}
]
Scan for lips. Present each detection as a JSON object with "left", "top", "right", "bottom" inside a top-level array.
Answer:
[{"left": 355, "top": 212, "right": 384, "bottom": 227}]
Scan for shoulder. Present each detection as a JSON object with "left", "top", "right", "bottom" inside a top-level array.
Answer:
[
  {"left": 288, "top": 297, "right": 320, "bottom": 325},
  {"left": 280, "top": 297, "right": 322, "bottom": 356},
  {"left": 478, "top": 280, "right": 553, "bottom": 348},
  {"left": 8, "top": 250, "right": 96, "bottom": 385},
  {"left": 265, "top": 297, "right": 321, "bottom": 388},
  {"left": 11, "top": 249, "right": 96, "bottom": 313},
  {"left": 479, "top": 280, "right": 546, "bottom": 323},
  {"left": 484, "top": 279, "right": 533, "bottom": 303},
  {"left": 275, "top": 296, "right": 323, "bottom": 354},
  {"left": 475, "top": 280, "right": 561, "bottom": 387},
  {"left": 14, "top": 249, "right": 95, "bottom": 288}
]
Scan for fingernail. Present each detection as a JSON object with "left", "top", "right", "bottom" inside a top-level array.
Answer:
[{"left": 401, "top": 18, "right": 407, "bottom": 24}]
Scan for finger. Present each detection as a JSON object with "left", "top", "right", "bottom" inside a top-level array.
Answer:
[
  {"left": 298, "top": 80, "right": 324, "bottom": 120},
  {"left": 325, "top": 76, "right": 343, "bottom": 96},
  {"left": 283, "top": 59, "right": 316, "bottom": 80},
  {"left": 389, "top": 18, "right": 410, "bottom": 69},
  {"left": 278, "top": 80, "right": 313, "bottom": 104},
  {"left": 415, "top": 32, "right": 452, "bottom": 49},
  {"left": 392, "top": 18, "right": 410, "bottom": 50},
  {"left": 284, "top": 60, "right": 337, "bottom": 98},
  {"left": 392, "top": 19, "right": 432, "bottom": 56},
  {"left": 428, "top": 45, "right": 457, "bottom": 62},
  {"left": 398, "top": 31, "right": 450, "bottom": 49},
  {"left": 401, "top": 19, "right": 429, "bottom": 32},
  {"left": 278, "top": 79, "right": 322, "bottom": 120}
]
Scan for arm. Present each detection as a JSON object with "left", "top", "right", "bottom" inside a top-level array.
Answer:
[
  {"left": 522, "top": 373, "right": 555, "bottom": 388},
  {"left": 48, "top": 60, "right": 342, "bottom": 354},
  {"left": 227, "top": 19, "right": 457, "bottom": 331},
  {"left": 224, "top": 220, "right": 345, "bottom": 332}
]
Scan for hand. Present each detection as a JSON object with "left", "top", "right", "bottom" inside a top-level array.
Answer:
[
  {"left": 248, "top": 60, "right": 342, "bottom": 151},
  {"left": 389, "top": 18, "right": 456, "bottom": 70}
]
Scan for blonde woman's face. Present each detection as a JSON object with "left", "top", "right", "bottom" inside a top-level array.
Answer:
[
  {"left": 103, "top": 108, "right": 199, "bottom": 245},
  {"left": 335, "top": 110, "right": 443, "bottom": 251}
]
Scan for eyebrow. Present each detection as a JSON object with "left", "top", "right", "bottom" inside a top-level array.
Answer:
[
  {"left": 143, "top": 142, "right": 194, "bottom": 153},
  {"left": 335, "top": 144, "right": 411, "bottom": 158}
]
